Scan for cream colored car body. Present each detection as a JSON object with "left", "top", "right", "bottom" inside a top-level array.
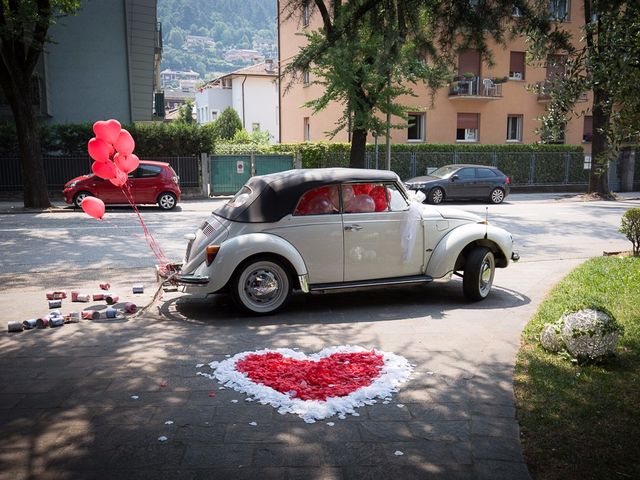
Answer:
[{"left": 177, "top": 186, "right": 515, "bottom": 299}]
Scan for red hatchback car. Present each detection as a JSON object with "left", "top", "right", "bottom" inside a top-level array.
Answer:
[{"left": 63, "top": 160, "right": 181, "bottom": 210}]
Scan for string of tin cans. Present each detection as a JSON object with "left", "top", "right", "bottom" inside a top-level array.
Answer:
[{"left": 7, "top": 282, "right": 145, "bottom": 332}]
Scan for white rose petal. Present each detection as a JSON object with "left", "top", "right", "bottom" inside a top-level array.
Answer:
[
  {"left": 249, "top": 421, "right": 257, "bottom": 426},
  {"left": 158, "top": 436, "right": 168, "bottom": 442},
  {"left": 394, "top": 450, "right": 404, "bottom": 456}
]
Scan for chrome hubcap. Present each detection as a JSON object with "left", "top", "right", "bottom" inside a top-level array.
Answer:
[
  {"left": 479, "top": 255, "right": 494, "bottom": 296},
  {"left": 245, "top": 269, "right": 279, "bottom": 303},
  {"left": 160, "top": 195, "right": 175, "bottom": 209},
  {"left": 432, "top": 189, "right": 443, "bottom": 203}
]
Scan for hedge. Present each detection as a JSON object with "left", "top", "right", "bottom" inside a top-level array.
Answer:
[{"left": 0, "top": 121, "right": 215, "bottom": 157}]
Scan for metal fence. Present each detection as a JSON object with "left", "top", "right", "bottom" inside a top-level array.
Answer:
[
  {"left": 0, "top": 155, "right": 201, "bottom": 191},
  {"left": 314, "top": 151, "right": 590, "bottom": 186}
]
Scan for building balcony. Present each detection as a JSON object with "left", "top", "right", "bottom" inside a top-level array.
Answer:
[{"left": 448, "top": 77, "right": 503, "bottom": 100}]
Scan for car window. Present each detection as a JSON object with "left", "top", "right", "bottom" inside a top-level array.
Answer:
[
  {"left": 386, "top": 183, "right": 409, "bottom": 211},
  {"left": 477, "top": 168, "right": 498, "bottom": 178},
  {"left": 343, "top": 183, "right": 397, "bottom": 213},
  {"left": 228, "top": 186, "right": 252, "bottom": 208},
  {"left": 134, "top": 164, "right": 163, "bottom": 178},
  {"left": 293, "top": 185, "right": 339, "bottom": 215},
  {"left": 456, "top": 168, "right": 476, "bottom": 179}
]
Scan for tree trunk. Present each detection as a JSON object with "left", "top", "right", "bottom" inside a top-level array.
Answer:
[
  {"left": 349, "top": 128, "right": 367, "bottom": 168},
  {"left": 589, "top": 85, "right": 611, "bottom": 195}
]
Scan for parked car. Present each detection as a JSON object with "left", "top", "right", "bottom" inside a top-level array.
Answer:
[
  {"left": 63, "top": 160, "right": 181, "bottom": 210},
  {"left": 159, "top": 168, "right": 518, "bottom": 315},
  {"left": 405, "top": 164, "right": 510, "bottom": 205}
]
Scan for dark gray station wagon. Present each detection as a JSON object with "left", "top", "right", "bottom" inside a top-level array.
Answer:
[{"left": 405, "top": 164, "right": 511, "bottom": 205}]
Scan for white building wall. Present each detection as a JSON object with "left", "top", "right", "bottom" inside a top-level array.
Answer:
[
  {"left": 195, "top": 87, "right": 232, "bottom": 124},
  {"left": 230, "top": 76, "right": 279, "bottom": 143}
]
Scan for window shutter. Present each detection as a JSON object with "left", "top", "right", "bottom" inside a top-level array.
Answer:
[
  {"left": 509, "top": 52, "right": 525, "bottom": 78},
  {"left": 457, "top": 113, "right": 479, "bottom": 130},
  {"left": 458, "top": 50, "right": 481, "bottom": 76}
]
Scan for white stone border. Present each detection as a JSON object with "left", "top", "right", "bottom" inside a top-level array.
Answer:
[{"left": 197, "top": 345, "right": 413, "bottom": 423}]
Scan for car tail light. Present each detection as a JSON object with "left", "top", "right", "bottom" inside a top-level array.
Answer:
[
  {"left": 505, "top": 176, "right": 510, "bottom": 185},
  {"left": 205, "top": 245, "right": 220, "bottom": 266},
  {"left": 172, "top": 175, "right": 179, "bottom": 185}
]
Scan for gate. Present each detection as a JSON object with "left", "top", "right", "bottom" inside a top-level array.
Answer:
[{"left": 209, "top": 154, "right": 294, "bottom": 195}]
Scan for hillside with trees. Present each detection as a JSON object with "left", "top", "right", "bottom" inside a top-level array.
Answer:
[{"left": 158, "top": 0, "right": 277, "bottom": 80}]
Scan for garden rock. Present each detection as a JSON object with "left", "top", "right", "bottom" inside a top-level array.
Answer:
[
  {"left": 561, "top": 309, "right": 621, "bottom": 359},
  {"left": 540, "top": 323, "right": 563, "bottom": 352}
]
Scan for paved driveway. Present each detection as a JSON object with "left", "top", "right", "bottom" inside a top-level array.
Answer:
[{"left": 0, "top": 194, "right": 637, "bottom": 479}]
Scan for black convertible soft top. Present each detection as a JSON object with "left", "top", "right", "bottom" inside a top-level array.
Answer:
[{"left": 215, "top": 168, "right": 401, "bottom": 223}]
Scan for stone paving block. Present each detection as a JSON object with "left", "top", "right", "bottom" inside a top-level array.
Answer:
[
  {"left": 407, "top": 420, "right": 471, "bottom": 442},
  {"left": 471, "top": 435, "right": 526, "bottom": 462},
  {"left": 182, "top": 443, "right": 254, "bottom": 468},
  {"left": 13, "top": 391, "right": 71, "bottom": 410},
  {"left": 149, "top": 406, "right": 216, "bottom": 426},
  {"left": 384, "top": 440, "right": 473, "bottom": 466},
  {"left": 0, "top": 393, "right": 25, "bottom": 409},
  {"left": 284, "top": 443, "right": 326, "bottom": 467},
  {"left": 475, "top": 459, "right": 532, "bottom": 480},
  {"left": 224, "top": 422, "right": 290, "bottom": 444},
  {"left": 253, "top": 444, "right": 289, "bottom": 467},
  {"left": 1, "top": 379, "right": 61, "bottom": 394},
  {"left": 172, "top": 423, "right": 227, "bottom": 444},
  {"left": 289, "top": 422, "right": 362, "bottom": 443},
  {"left": 471, "top": 415, "right": 521, "bottom": 438},
  {"left": 210, "top": 404, "right": 275, "bottom": 422},
  {"left": 365, "top": 403, "right": 413, "bottom": 421},
  {"left": 108, "top": 443, "right": 186, "bottom": 469},
  {"left": 87, "top": 406, "right": 158, "bottom": 426},
  {"left": 323, "top": 442, "right": 386, "bottom": 466},
  {"left": 469, "top": 403, "right": 516, "bottom": 418},
  {"left": 357, "top": 421, "right": 414, "bottom": 442},
  {"left": 373, "top": 464, "right": 476, "bottom": 480},
  {"left": 406, "top": 403, "right": 470, "bottom": 422},
  {"left": 286, "top": 467, "right": 344, "bottom": 480}
]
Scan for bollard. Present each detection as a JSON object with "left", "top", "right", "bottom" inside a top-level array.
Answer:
[
  {"left": 92, "top": 293, "right": 104, "bottom": 301},
  {"left": 105, "top": 295, "right": 119, "bottom": 305},
  {"left": 99, "top": 282, "right": 110, "bottom": 290},
  {"left": 105, "top": 307, "right": 118, "bottom": 318},
  {"left": 22, "top": 319, "right": 38, "bottom": 330},
  {"left": 124, "top": 302, "right": 137, "bottom": 313},
  {"left": 132, "top": 284, "right": 144, "bottom": 294},
  {"left": 48, "top": 299, "right": 62, "bottom": 309},
  {"left": 7, "top": 321, "right": 23, "bottom": 333}
]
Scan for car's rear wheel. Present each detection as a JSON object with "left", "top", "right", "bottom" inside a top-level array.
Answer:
[
  {"left": 230, "top": 257, "right": 292, "bottom": 315},
  {"left": 157, "top": 192, "right": 177, "bottom": 210},
  {"left": 463, "top": 247, "right": 495, "bottom": 301},
  {"left": 73, "top": 191, "right": 92, "bottom": 209},
  {"left": 489, "top": 188, "right": 505, "bottom": 204},
  {"left": 428, "top": 187, "right": 445, "bottom": 205}
]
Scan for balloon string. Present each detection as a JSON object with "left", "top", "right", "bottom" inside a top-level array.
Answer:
[{"left": 116, "top": 181, "right": 171, "bottom": 266}]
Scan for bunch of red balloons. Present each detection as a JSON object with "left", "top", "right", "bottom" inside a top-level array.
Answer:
[
  {"left": 87, "top": 119, "right": 139, "bottom": 188},
  {"left": 83, "top": 119, "right": 140, "bottom": 220}
]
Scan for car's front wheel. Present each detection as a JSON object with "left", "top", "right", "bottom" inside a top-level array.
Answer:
[
  {"left": 73, "top": 191, "right": 92, "bottom": 209},
  {"left": 463, "top": 247, "right": 495, "bottom": 301},
  {"left": 230, "top": 257, "right": 292, "bottom": 315},
  {"left": 157, "top": 192, "right": 177, "bottom": 210},
  {"left": 428, "top": 187, "right": 445, "bottom": 205},
  {"left": 489, "top": 187, "right": 505, "bottom": 204}
]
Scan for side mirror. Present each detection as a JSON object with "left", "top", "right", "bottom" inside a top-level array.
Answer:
[{"left": 450, "top": 174, "right": 459, "bottom": 182}]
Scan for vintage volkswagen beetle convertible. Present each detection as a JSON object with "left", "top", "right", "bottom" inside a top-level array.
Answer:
[{"left": 161, "top": 168, "right": 518, "bottom": 315}]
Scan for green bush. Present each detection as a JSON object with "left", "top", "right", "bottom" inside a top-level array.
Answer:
[{"left": 620, "top": 208, "right": 640, "bottom": 256}]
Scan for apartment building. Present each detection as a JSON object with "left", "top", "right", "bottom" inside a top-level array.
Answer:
[{"left": 278, "top": 0, "right": 592, "bottom": 154}]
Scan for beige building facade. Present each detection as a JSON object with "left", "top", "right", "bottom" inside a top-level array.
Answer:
[{"left": 278, "top": 1, "right": 592, "bottom": 154}]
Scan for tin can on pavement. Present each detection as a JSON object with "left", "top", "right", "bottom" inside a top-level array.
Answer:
[
  {"left": 105, "top": 295, "right": 119, "bottom": 305},
  {"left": 76, "top": 294, "right": 90, "bottom": 302},
  {"left": 71, "top": 291, "right": 79, "bottom": 301},
  {"left": 132, "top": 284, "right": 144, "bottom": 294},
  {"left": 7, "top": 321, "right": 23, "bottom": 332},
  {"left": 36, "top": 317, "right": 49, "bottom": 329},
  {"left": 124, "top": 302, "right": 137, "bottom": 313},
  {"left": 99, "top": 282, "right": 110, "bottom": 290},
  {"left": 49, "top": 317, "right": 64, "bottom": 327},
  {"left": 105, "top": 307, "right": 117, "bottom": 318},
  {"left": 92, "top": 293, "right": 104, "bottom": 301},
  {"left": 22, "top": 319, "right": 38, "bottom": 329},
  {"left": 48, "top": 299, "right": 62, "bottom": 309}
]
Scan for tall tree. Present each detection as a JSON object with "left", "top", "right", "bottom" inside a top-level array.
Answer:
[
  {"left": 523, "top": 0, "right": 640, "bottom": 195},
  {"left": 281, "top": 0, "right": 538, "bottom": 167},
  {"left": 0, "top": 0, "right": 80, "bottom": 208}
]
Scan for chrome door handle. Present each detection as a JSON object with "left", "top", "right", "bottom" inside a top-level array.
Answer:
[{"left": 344, "top": 224, "right": 363, "bottom": 231}]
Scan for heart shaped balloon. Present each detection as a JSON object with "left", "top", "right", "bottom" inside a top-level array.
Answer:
[
  {"left": 115, "top": 129, "right": 135, "bottom": 156},
  {"left": 87, "top": 137, "right": 111, "bottom": 163},
  {"left": 92, "top": 160, "right": 117, "bottom": 180},
  {"left": 114, "top": 152, "right": 139, "bottom": 174},
  {"left": 109, "top": 167, "right": 128, "bottom": 187},
  {"left": 93, "top": 119, "right": 121, "bottom": 145}
]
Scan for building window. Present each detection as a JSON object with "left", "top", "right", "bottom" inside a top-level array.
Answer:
[
  {"left": 456, "top": 113, "right": 479, "bottom": 142},
  {"left": 303, "top": 117, "right": 310, "bottom": 141},
  {"left": 583, "top": 115, "right": 593, "bottom": 143},
  {"left": 252, "top": 122, "right": 260, "bottom": 131},
  {"left": 303, "top": 69, "right": 310, "bottom": 86},
  {"left": 507, "top": 115, "right": 523, "bottom": 142},
  {"left": 509, "top": 52, "right": 526, "bottom": 80},
  {"left": 407, "top": 113, "right": 425, "bottom": 142},
  {"left": 303, "top": 0, "right": 310, "bottom": 27},
  {"left": 550, "top": 0, "right": 569, "bottom": 21}
]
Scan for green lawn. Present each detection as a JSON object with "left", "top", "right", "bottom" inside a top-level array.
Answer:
[{"left": 514, "top": 256, "right": 640, "bottom": 480}]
